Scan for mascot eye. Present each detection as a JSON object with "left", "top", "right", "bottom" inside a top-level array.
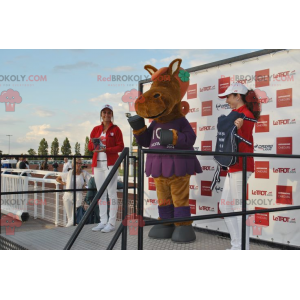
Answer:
[
  {"left": 12, "top": 96, "right": 15, "bottom": 99},
  {"left": 153, "top": 93, "right": 161, "bottom": 99}
]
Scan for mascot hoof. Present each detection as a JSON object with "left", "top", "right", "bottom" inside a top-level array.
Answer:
[
  {"left": 148, "top": 224, "right": 175, "bottom": 239},
  {"left": 171, "top": 225, "right": 196, "bottom": 243}
]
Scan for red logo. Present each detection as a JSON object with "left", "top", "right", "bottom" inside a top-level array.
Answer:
[
  {"left": 246, "top": 215, "right": 263, "bottom": 235},
  {"left": 202, "top": 100, "right": 213, "bottom": 116},
  {"left": 276, "top": 137, "right": 292, "bottom": 155},
  {"left": 201, "top": 141, "right": 212, "bottom": 152},
  {"left": 273, "top": 215, "right": 296, "bottom": 223},
  {"left": 273, "top": 167, "right": 296, "bottom": 174},
  {"left": 189, "top": 185, "right": 199, "bottom": 190},
  {"left": 0, "top": 213, "right": 22, "bottom": 235},
  {"left": 202, "top": 166, "right": 215, "bottom": 171},
  {"left": 190, "top": 122, "right": 197, "bottom": 136},
  {"left": 255, "top": 115, "right": 269, "bottom": 133},
  {"left": 218, "top": 77, "right": 230, "bottom": 94},
  {"left": 189, "top": 199, "right": 196, "bottom": 214},
  {"left": 255, "top": 207, "right": 270, "bottom": 226},
  {"left": 201, "top": 181, "right": 212, "bottom": 197},
  {"left": 276, "top": 88, "right": 292, "bottom": 108},
  {"left": 189, "top": 107, "right": 199, "bottom": 114},
  {"left": 148, "top": 177, "right": 156, "bottom": 191},
  {"left": 276, "top": 185, "right": 293, "bottom": 205},
  {"left": 254, "top": 88, "right": 272, "bottom": 104},
  {"left": 121, "top": 89, "right": 140, "bottom": 112},
  {"left": 273, "top": 119, "right": 296, "bottom": 126},
  {"left": 199, "top": 125, "right": 215, "bottom": 131},
  {"left": 187, "top": 84, "right": 197, "bottom": 99},
  {"left": 199, "top": 205, "right": 214, "bottom": 212},
  {"left": 200, "top": 85, "right": 215, "bottom": 92},
  {"left": 0, "top": 89, "right": 23, "bottom": 112},
  {"left": 252, "top": 190, "right": 272, "bottom": 196},
  {"left": 255, "top": 161, "right": 269, "bottom": 179},
  {"left": 122, "top": 213, "right": 145, "bottom": 235},
  {"left": 255, "top": 69, "right": 269, "bottom": 88}
]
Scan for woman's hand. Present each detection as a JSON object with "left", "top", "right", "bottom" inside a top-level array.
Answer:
[{"left": 234, "top": 118, "right": 244, "bottom": 130}]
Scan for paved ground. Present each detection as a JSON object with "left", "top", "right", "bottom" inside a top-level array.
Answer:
[{"left": 0, "top": 220, "right": 281, "bottom": 250}]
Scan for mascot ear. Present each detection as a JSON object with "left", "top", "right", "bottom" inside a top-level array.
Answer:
[
  {"left": 168, "top": 58, "right": 182, "bottom": 75},
  {"left": 144, "top": 65, "right": 158, "bottom": 76}
]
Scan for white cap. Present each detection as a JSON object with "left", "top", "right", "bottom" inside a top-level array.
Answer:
[
  {"left": 100, "top": 104, "right": 113, "bottom": 112},
  {"left": 218, "top": 82, "right": 248, "bottom": 99}
]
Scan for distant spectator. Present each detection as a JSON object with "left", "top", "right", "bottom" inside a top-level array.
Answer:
[
  {"left": 16, "top": 157, "right": 23, "bottom": 169},
  {"left": 53, "top": 161, "right": 59, "bottom": 172},
  {"left": 62, "top": 158, "right": 72, "bottom": 173},
  {"left": 19, "top": 158, "right": 28, "bottom": 176},
  {"left": 41, "top": 159, "right": 49, "bottom": 170}
]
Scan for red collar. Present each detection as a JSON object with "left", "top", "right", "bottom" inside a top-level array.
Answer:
[
  {"left": 233, "top": 104, "right": 246, "bottom": 113},
  {"left": 100, "top": 122, "right": 114, "bottom": 132}
]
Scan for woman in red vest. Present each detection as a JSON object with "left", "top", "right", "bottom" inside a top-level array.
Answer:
[{"left": 88, "top": 104, "right": 124, "bottom": 233}]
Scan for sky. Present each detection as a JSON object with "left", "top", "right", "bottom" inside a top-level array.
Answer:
[{"left": 0, "top": 49, "right": 258, "bottom": 156}]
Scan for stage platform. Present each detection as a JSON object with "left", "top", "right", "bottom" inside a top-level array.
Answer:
[{"left": 0, "top": 221, "right": 281, "bottom": 250}]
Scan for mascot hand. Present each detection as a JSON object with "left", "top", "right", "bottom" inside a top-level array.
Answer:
[
  {"left": 160, "top": 129, "right": 173, "bottom": 146},
  {"left": 128, "top": 115, "right": 145, "bottom": 130}
]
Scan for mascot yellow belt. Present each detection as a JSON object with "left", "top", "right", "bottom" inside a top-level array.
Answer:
[{"left": 128, "top": 59, "right": 202, "bottom": 243}]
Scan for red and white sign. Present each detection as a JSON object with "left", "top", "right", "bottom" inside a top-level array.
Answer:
[
  {"left": 218, "top": 77, "right": 230, "bottom": 94},
  {"left": 202, "top": 100, "right": 213, "bottom": 116},
  {"left": 276, "top": 137, "right": 292, "bottom": 155},
  {"left": 201, "top": 141, "right": 212, "bottom": 151},
  {"left": 252, "top": 190, "right": 272, "bottom": 196},
  {"left": 189, "top": 199, "right": 196, "bottom": 214},
  {"left": 255, "top": 207, "right": 269, "bottom": 226},
  {"left": 255, "top": 161, "right": 269, "bottom": 179},
  {"left": 255, "top": 69, "right": 269, "bottom": 88},
  {"left": 199, "top": 125, "right": 215, "bottom": 131},
  {"left": 200, "top": 85, "right": 215, "bottom": 92},
  {"left": 276, "top": 185, "right": 293, "bottom": 205},
  {"left": 273, "top": 167, "right": 296, "bottom": 174},
  {"left": 199, "top": 205, "right": 214, "bottom": 212},
  {"left": 190, "top": 122, "right": 197, "bottom": 136},
  {"left": 276, "top": 88, "right": 292, "bottom": 108},
  {"left": 148, "top": 178, "right": 156, "bottom": 191},
  {"left": 202, "top": 166, "right": 215, "bottom": 171},
  {"left": 187, "top": 84, "right": 197, "bottom": 99},
  {"left": 255, "top": 115, "right": 269, "bottom": 133},
  {"left": 273, "top": 216, "right": 296, "bottom": 223},
  {"left": 201, "top": 181, "right": 212, "bottom": 197},
  {"left": 273, "top": 119, "right": 296, "bottom": 126}
]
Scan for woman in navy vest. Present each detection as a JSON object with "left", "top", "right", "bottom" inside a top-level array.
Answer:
[{"left": 218, "top": 83, "right": 261, "bottom": 250}]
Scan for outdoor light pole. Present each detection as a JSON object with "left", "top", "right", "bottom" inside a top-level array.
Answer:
[{"left": 6, "top": 135, "right": 12, "bottom": 154}]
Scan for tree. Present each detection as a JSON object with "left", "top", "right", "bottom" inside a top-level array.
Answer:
[
  {"left": 74, "top": 142, "right": 81, "bottom": 156},
  {"left": 38, "top": 138, "right": 48, "bottom": 159},
  {"left": 51, "top": 137, "right": 59, "bottom": 156},
  {"left": 27, "top": 148, "right": 37, "bottom": 160},
  {"left": 61, "top": 137, "right": 72, "bottom": 156},
  {"left": 132, "top": 136, "right": 138, "bottom": 146},
  {"left": 84, "top": 136, "right": 93, "bottom": 156}
]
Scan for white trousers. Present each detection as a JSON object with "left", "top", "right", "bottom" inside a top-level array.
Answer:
[
  {"left": 63, "top": 198, "right": 74, "bottom": 225},
  {"left": 219, "top": 171, "right": 252, "bottom": 250},
  {"left": 93, "top": 161, "right": 118, "bottom": 226}
]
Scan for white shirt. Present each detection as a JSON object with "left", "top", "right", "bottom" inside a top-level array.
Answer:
[
  {"left": 62, "top": 161, "right": 72, "bottom": 172},
  {"left": 97, "top": 132, "right": 107, "bottom": 161}
]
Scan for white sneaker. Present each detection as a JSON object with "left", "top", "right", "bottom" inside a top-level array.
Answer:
[
  {"left": 101, "top": 223, "right": 115, "bottom": 233},
  {"left": 92, "top": 223, "right": 106, "bottom": 232},
  {"left": 66, "top": 221, "right": 73, "bottom": 227}
]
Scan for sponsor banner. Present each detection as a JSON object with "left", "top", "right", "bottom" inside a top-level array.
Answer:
[
  {"left": 190, "top": 122, "right": 197, "bottom": 136},
  {"left": 255, "top": 207, "right": 270, "bottom": 226},
  {"left": 255, "top": 161, "right": 269, "bottom": 179},
  {"left": 276, "top": 185, "right": 293, "bottom": 205},
  {"left": 202, "top": 100, "right": 213, "bottom": 116},
  {"left": 187, "top": 84, "right": 197, "bottom": 99},
  {"left": 276, "top": 88, "right": 292, "bottom": 108},
  {"left": 189, "top": 199, "right": 196, "bottom": 214},
  {"left": 255, "top": 115, "right": 269, "bottom": 133},
  {"left": 201, "top": 141, "right": 212, "bottom": 152},
  {"left": 255, "top": 69, "right": 269, "bottom": 88},
  {"left": 273, "top": 167, "right": 296, "bottom": 174},
  {"left": 218, "top": 77, "right": 230, "bottom": 94},
  {"left": 201, "top": 181, "right": 212, "bottom": 197},
  {"left": 200, "top": 85, "right": 215, "bottom": 93},
  {"left": 276, "top": 137, "right": 292, "bottom": 155},
  {"left": 148, "top": 177, "right": 156, "bottom": 191}
]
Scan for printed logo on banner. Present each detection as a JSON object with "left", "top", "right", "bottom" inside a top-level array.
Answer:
[
  {"left": 273, "top": 70, "right": 295, "bottom": 81},
  {"left": 214, "top": 186, "right": 223, "bottom": 193},
  {"left": 145, "top": 199, "right": 158, "bottom": 205},
  {"left": 199, "top": 205, "right": 214, "bottom": 212},
  {"left": 255, "top": 207, "right": 270, "bottom": 226},
  {"left": 273, "top": 215, "right": 296, "bottom": 223},
  {"left": 189, "top": 107, "right": 200, "bottom": 114},
  {"left": 190, "top": 122, "right": 197, "bottom": 136},
  {"left": 254, "top": 143, "right": 273, "bottom": 152},
  {"left": 199, "top": 125, "right": 215, "bottom": 131},
  {"left": 252, "top": 190, "right": 272, "bottom": 196},
  {"left": 273, "top": 167, "right": 296, "bottom": 174},
  {"left": 148, "top": 177, "right": 156, "bottom": 191},
  {"left": 276, "top": 137, "right": 292, "bottom": 155},
  {"left": 255, "top": 69, "right": 269, "bottom": 88},
  {"left": 255, "top": 89, "right": 272, "bottom": 105},
  {"left": 255, "top": 161, "right": 269, "bottom": 179},
  {"left": 255, "top": 115, "right": 269, "bottom": 133},
  {"left": 200, "top": 85, "right": 215, "bottom": 92},
  {"left": 202, "top": 100, "right": 213, "bottom": 116},
  {"left": 201, "top": 181, "right": 212, "bottom": 197},
  {"left": 187, "top": 84, "right": 197, "bottom": 99},
  {"left": 276, "top": 185, "right": 293, "bottom": 205},
  {"left": 189, "top": 199, "right": 196, "bottom": 214},
  {"left": 189, "top": 185, "right": 199, "bottom": 190},
  {"left": 202, "top": 166, "right": 215, "bottom": 171},
  {"left": 246, "top": 215, "right": 263, "bottom": 236},
  {"left": 201, "top": 141, "right": 212, "bottom": 151},
  {"left": 218, "top": 77, "right": 231, "bottom": 94},
  {"left": 276, "top": 88, "right": 292, "bottom": 108},
  {"left": 216, "top": 103, "right": 231, "bottom": 110},
  {"left": 273, "top": 118, "right": 296, "bottom": 126}
]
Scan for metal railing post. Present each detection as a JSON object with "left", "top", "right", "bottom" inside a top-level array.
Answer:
[
  {"left": 241, "top": 156, "right": 247, "bottom": 250},
  {"left": 138, "top": 146, "right": 144, "bottom": 250},
  {"left": 121, "top": 149, "right": 129, "bottom": 250},
  {"left": 0, "top": 152, "right": 2, "bottom": 235},
  {"left": 55, "top": 183, "right": 60, "bottom": 226},
  {"left": 133, "top": 157, "right": 137, "bottom": 215},
  {"left": 73, "top": 156, "right": 76, "bottom": 226}
]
